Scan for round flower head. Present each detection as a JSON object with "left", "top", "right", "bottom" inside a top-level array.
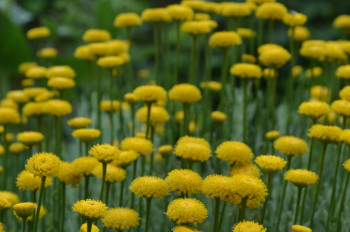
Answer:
[
  {"left": 232, "top": 221, "right": 267, "bottom": 232},
  {"left": 255, "top": 155, "right": 286, "bottom": 173},
  {"left": 72, "top": 157, "right": 99, "bottom": 176},
  {"left": 0, "top": 107, "right": 20, "bottom": 125},
  {"left": 182, "top": 21, "right": 212, "bottom": 35},
  {"left": 340, "top": 86, "right": 350, "bottom": 101},
  {"left": 23, "top": 88, "right": 47, "bottom": 99},
  {"left": 88, "top": 42, "right": 109, "bottom": 57},
  {"left": 136, "top": 106, "right": 169, "bottom": 126},
  {"left": 194, "top": 13, "right": 209, "bottom": 21},
  {"left": 102, "top": 208, "right": 140, "bottom": 230},
  {"left": 26, "top": 152, "right": 60, "bottom": 177},
  {"left": 175, "top": 139, "right": 212, "bottom": 162},
  {"left": 0, "top": 198, "right": 11, "bottom": 210},
  {"left": 291, "top": 225, "right": 312, "bottom": 232},
  {"left": 124, "top": 93, "right": 138, "bottom": 105},
  {"left": 89, "top": 144, "right": 120, "bottom": 163},
  {"left": 165, "top": 169, "right": 202, "bottom": 195},
  {"left": 256, "top": 2, "right": 287, "bottom": 20},
  {"left": 211, "top": 111, "right": 226, "bottom": 123},
  {"left": 19, "top": 62, "right": 37, "bottom": 74},
  {"left": 46, "top": 65, "right": 75, "bottom": 79},
  {"left": 200, "top": 81, "right": 222, "bottom": 91},
  {"left": 273, "top": 136, "right": 308, "bottom": 157},
  {"left": 56, "top": 161, "right": 81, "bottom": 187},
  {"left": 129, "top": 176, "right": 168, "bottom": 198},
  {"left": 13, "top": 202, "right": 36, "bottom": 219},
  {"left": 283, "top": 12, "right": 307, "bottom": 27},
  {"left": 82, "top": 29, "right": 110, "bottom": 43},
  {"left": 0, "top": 146, "right": 4, "bottom": 156},
  {"left": 331, "top": 100, "right": 350, "bottom": 117},
  {"left": 201, "top": 175, "right": 238, "bottom": 203},
  {"left": 72, "top": 199, "right": 108, "bottom": 221},
  {"left": 133, "top": 85, "right": 166, "bottom": 104},
  {"left": 229, "top": 163, "right": 261, "bottom": 177},
  {"left": 120, "top": 137, "right": 153, "bottom": 156},
  {"left": 111, "top": 150, "right": 139, "bottom": 168},
  {"left": 9, "top": 142, "right": 26, "bottom": 154},
  {"left": 80, "top": 223, "right": 99, "bottom": 232},
  {"left": 298, "top": 100, "right": 330, "bottom": 120},
  {"left": 221, "top": 3, "right": 252, "bottom": 18},
  {"left": 230, "top": 175, "right": 267, "bottom": 208},
  {"left": 26, "top": 27, "right": 50, "bottom": 40},
  {"left": 74, "top": 45, "right": 95, "bottom": 61},
  {"left": 37, "top": 48, "right": 57, "bottom": 59},
  {"left": 237, "top": 28, "right": 255, "bottom": 40},
  {"left": 17, "top": 131, "right": 44, "bottom": 146},
  {"left": 0, "top": 191, "right": 19, "bottom": 206},
  {"left": 44, "top": 100, "right": 72, "bottom": 117},
  {"left": 48, "top": 77, "right": 75, "bottom": 91},
  {"left": 334, "top": 14, "right": 350, "bottom": 32},
  {"left": 97, "top": 56, "right": 125, "bottom": 69},
  {"left": 215, "top": 141, "right": 253, "bottom": 165},
  {"left": 310, "top": 85, "right": 330, "bottom": 102},
  {"left": 265, "top": 130, "right": 280, "bottom": 141},
  {"left": 306, "top": 67, "right": 323, "bottom": 78},
  {"left": 26, "top": 205, "right": 46, "bottom": 221},
  {"left": 1, "top": 98, "right": 18, "bottom": 110},
  {"left": 259, "top": 47, "right": 291, "bottom": 67},
  {"left": 169, "top": 84, "right": 202, "bottom": 104},
  {"left": 242, "top": 54, "right": 256, "bottom": 63},
  {"left": 292, "top": 65, "right": 303, "bottom": 78},
  {"left": 291, "top": 26, "right": 310, "bottom": 42},
  {"left": 308, "top": 124, "right": 342, "bottom": 144},
  {"left": 158, "top": 145, "right": 173, "bottom": 157},
  {"left": 114, "top": 12, "right": 142, "bottom": 28},
  {"left": 173, "top": 226, "right": 201, "bottom": 232},
  {"left": 167, "top": 4, "right": 193, "bottom": 21},
  {"left": 100, "top": 100, "right": 121, "bottom": 113},
  {"left": 25, "top": 66, "right": 47, "bottom": 79},
  {"left": 166, "top": 198, "right": 208, "bottom": 225},
  {"left": 92, "top": 163, "right": 126, "bottom": 183},
  {"left": 142, "top": 8, "right": 170, "bottom": 23},
  {"left": 7, "top": 90, "right": 29, "bottom": 104},
  {"left": 23, "top": 102, "right": 45, "bottom": 117},
  {"left": 285, "top": 169, "right": 318, "bottom": 188},
  {"left": 343, "top": 159, "right": 350, "bottom": 172},
  {"left": 72, "top": 128, "right": 101, "bottom": 143},
  {"left": 67, "top": 117, "right": 91, "bottom": 129},
  {"left": 16, "top": 170, "right": 52, "bottom": 191},
  {"left": 209, "top": 31, "right": 242, "bottom": 48},
  {"left": 35, "top": 90, "right": 55, "bottom": 102},
  {"left": 230, "top": 63, "right": 262, "bottom": 79}
]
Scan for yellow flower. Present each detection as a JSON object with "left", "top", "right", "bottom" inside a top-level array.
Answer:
[
  {"left": 308, "top": 124, "right": 342, "bottom": 144},
  {"left": 82, "top": 29, "right": 111, "bottom": 43},
  {"left": 27, "top": 206, "right": 46, "bottom": 221},
  {"left": 181, "top": 1, "right": 205, "bottom": 11},
  {"left": 215, "top": 141, "right": 253, "bottom": 165},
  {"left": 230, "top": 163, "right": 261, "bottom": 177},
  {"left": 230, "top": 63, "right": 262, "bottom": 79},
  {"left": 37, "top": 48, "right": 57, "bottom": 59},
  {"left": 166, "top": 198, "right": 208, "bottom": 225},
  {"left": 22, "top": 79, "right": 34, "bottom": 87},
  {"left": 88, "top": 42, "right": 109, "bottom": 57},
  {"left": 48, "top": 77, "right": 75, "bottom": 91},
  {"left": 129, "top": 176, "right": 168, "bottom": 198},
  {"left": 0, "top": 198, "right": 11, "bottom": 210},
  {"left": 209, "top": 31, "right": 242, "bottom": 48},
  {"left": 26, "top": 152, "right": 60, "bottom": 177},
  {"left": 167, "top": 4, "right": 193, "bottom": 21},
  {"left": 291, "top": 26, "right": 310, "bottom": 42},
  {"left": 175, "top": 139, "right": 212, "bottom": 162},
  {"left": 285, "top": 169, "right": 318, "bottom": 187},
  {"left": 221, "top": 3, "right": 251, "bottom": 18},
  {"left": 256, "top": 2, "right": 287, "bottom": 20},
  {"left": 291, "top": 225, "right": 312, "bottom": 232},
  {"left": 158, "top": 145, "right": 173, "bottom": 157},
  {"left": 18, "top": 62, "right": 37, "bottom": 74},
  {"left": 298, "top": 100, "right": 330, "bottom": 120},
  {"left": 255, "top": 155, "right": 287, "bottom": 173},
  {"left": 341, "top": 130, "right": 350, "bottom": 146},
  {"left": 336, "top": 65, "right": 350, "bottom": 79},
  {"left": 72, "top": 199, "right": 108, "bottom": 221},
  {"left": 46, "top": 65, "right": 75, "bottom": 79},
  {"left": 9, "top": 142, "right": 26, "bottom": 154},
  {"left": 133, "top": 85, "right": 167, "bottom": 104},
  {"left": 111, "top": 150, "right": 139, "bottom": 168},
  {"left": 67, "top": 117, "right": 91, "bottom": 129},
  {"left": 340, "top": 86, "right": 350, "bottom": 101},
  {"left": 136, "top": 106, "right": 169, "bottom": 126},
  {"left": 172, "top": 226, "right": 201, "bottom": 232},
  {"left": 232, "top": 221, "right": 267, "bottom": 232},
  {"left": 0, "top": 191, "right": 19, "bottom": 206},
  {"left": 72, "top": 157, "right": 99, "bottom": 176},
  {"left": 241, "top": 54, "right": 256, "bottom": 63},
  {"left": 334, "top": 14, "right": 350, "bottom": 32},
  {"left": 35, "top": 90, "right": 55, "bottom": 102},
  {"left": 165, "top": 169, "right": 202, "bottom": 195},
  {"left": 72, "top": 129, "right": 101, "bottom": 143},
  {"left": 310, "top": 85, "right": 330, "bottom": 102},
  {"left": 324, "top": 42, "right": 347, "bottom": 62},
  {"left": 230, "top": 175, "right": 267, "bottom": 208},
  {"left": 25, "top": 66, "right": 47, "bottom": 79},
  {"left": 6, "top": 90, "right": 29, "bottom": 103},
  {"left": 306, "top": 67, "right": 323, "bottom": 78},
  {"left": 89, "top": 144, "right": 120, "bottom": 163},
  {"left": 299, "top": 40, "right": 325, "bottom": 60},
  {"left": 0, "top": 107, "right": 20, "bottom": 125},
  {"left": 105, "top": 40, "right": 129, "bottom": 56},
  {"left": 80, "top": 223, "right": 99, "bottom": 232},
  {"left": 274, "top": 136, "right": 308, "bottom": 157},
  {"left": 93, "top": 163, "right": 126, "bottom": 183},
  {"left": 202, "top": 2, "right": 219, "bottom": 13},
  {"left": 142, "top": 8, "right": 170, "bottom": 23},
  {"left": 23, "top": 88, "right": 47, "bottom": 100},
  {"left": 100, "top": 100, "right": 121, "bottom": 113},
  {"left": 114, "top": 12, "right": 142, "bottom": 28},
  {"left": 182, "top": 21, "right": 211, "bottom": 35},
  {"left": 124, "top": 93, "right": 138, "bottom": 105},
  {"left": 120, "top": 137, "right": 153, "bottom": 156},
  {"left": 16, "top": 170, "right": 52, "bottom": 191},
  {"left": 237, "top": 28, "right": 255, "bottom": 40},
  {"left": 13, "top": 202, "right": 36, "bottom": 219},
  {"left": 102, "top": 208, "right": 140, "bottom": 230},
  {"left": 44, "top": 100, "right": 72, "bottom": 117},
  {"left": 259, "top": 47, "right": 291, "bottom": 67},
  {"left": 169, "top": 84, "right": 202, "bottom": 104},
  {"left": 23, "top": 102, "right": 45, "bottom": 117},
  {"left": 331, "top": 100, "right": 350, "bottom": 117},
  {"left": 343, "top": 159, "right": 350, "bottom": 172},
  {"left": 26, "top": 27, "right": 50, "bottom": 40},
  {"left": 265, "top": 130, "right": 280, "bottom": 141},
  {"left": 17, "top": 131, "right": 44, "bottom": 146},
  {"left": 283, "top": 13, "right": 307, "bottom": 27},
  {"left": 194, "top": 13, "right": 209, "bottom": 21},
  {"left": 201, "top": 175, "right": 238, "bottom": 202},
  {"left": 57, "top": 161, "right": 81, "bottom": 187},
  {"left": 200, "top": 81, "right": 222, "bottom": 91},
  {"left": 74, "top": 45, "right": 96, "bottom": 61},
  {"left": 97, "top": 56, "right": 125, "bottom": 69},
  {"left": 211, "top": 111, "right": 226, "bottom": 123}
]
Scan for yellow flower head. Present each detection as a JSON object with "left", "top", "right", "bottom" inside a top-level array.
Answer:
[
  {"left": 103, "top": 207, "right": 140, "bottom": 230},
  {"left": 26, "top": 152, "right": 60, "bottom": 177},
  {"left": 9, "top": 142, "right": 26, "bottom": 154},
  {"left": 0, "top": 99, "right": 18, "bottom": 111},
  {"left": 241, "top": 54, "right": 256, "bottom": 64},
  {"left": 0, "top": 191, "right": 19, "bottom": 206},
  {"left": 133, "top": 85, "right": 167, "bottom": 104},
  {"left": 93, "top": 163, "right": 126, "bottom": 183},
  {"left": 56, "top": 161, "right": 81, "bottom": 187},
  {"left": 299, "top": 40, "right": 326, "bottom": 60},
  {"left": 298, "top": 100, "right": 330, "bottom": 120},
  {"left": 0, "top": 198, "right": 11, "bottom": 210},
  {"left": 229, "top": 163, "right": 261, "bottom": 178},
  {"left": 142, "top": 8, "right": 170, "bottom": 23},
  {"left": 211, "top": 111, "right": 226, "bottom": 123},
  {"left": 341, "top": 130, "right": 350, "bottom": 147},
  {"left": 166, "top": 198, "right": 208, "bottom": 225},
  {"left": 26, "top": 205, "right": 46, "bottom": 221},
  {"left": 23, "top": 88, "right": 47, "bottom": 100},
  {"left": 47, "top": 77, "right": 75, "bottom": 91},
  {"left": 23, "top": 102, "right": 45, "bottom": 117},
  {"left": 26, "top": 27, "right": 50, "bottom": 40},
  {"left": 308, "top": 124, "right": 342, "bottom": 144},
  {"left": 166, "top": 169, "right": 202, "bottom": 195},
  {"left": 334, "top": 14, "right": 350, "bottom": 32},
  {"left": 19, "top": 62, "right": 37, "bottom": 74},
  {"left": 35, "top": 90, "right": 55, "bottom": 102},
  {"left": 310, "top": 85, "right": 330, "bottom": 102},
  {"left": 336, "top": 65, "right": 350, "bottom": 79},
  {"left": 232, "top": 221, "right": 267, "bottom": 232},
  {"left": 331, "top": 100, "right": 350, "bottom": 117},
  {"left": 72, "top": 199, "right": 108, "bottom": 221},
  {"left": 230, "top": 63, "right": 262, "bottom": 79},
  {"left": 44, "top": 100, "right": 72, "bottom": 117},
  {"left": 13, "top": 202, "right": 36, "bottom": 219},
  {"left": 283, "top": 12, "right": 307, "bottom": 27},
  {"left": 72, "top": 129, "right": 101, "bottom": 143},
  {"left": 209, "top": 31, "right": 242, "bottom": 48},
  {"left": 237, "top": 28, "right": 255, "bottom": 40},
  {"left": 292, "top": 65, "right": 303, "bottom": 78},
  {"left": 97, "top": 56, "right": 125, "bottom": 69},
  {"left": 120, "top": 137, "right": 153, "bottom": 156},
  {"left": 221, "top": 3, "right": 251, "bottom": 18},
  {"left": 136, "top": 105, "right": 169, "bottom": 126},
  {"left": 17, "top": 131, "right": 44, "bottom": 146},
  {"left": 0, "top": 107, "right": 20, "bottom": 125},
  {"left": 172, "top": 226, "right": 201, "bottom": 232},
  {"left": 104, "top": 40, "right": 129, "bottom": 56},
  {"left": 88, "top": 42, "right": 109, "bottom": 57},
  {"left": 99, "top": 100, "right": 121, "bottom": 113},
  {"left": 111, "top": 150, "right": 139, "bottom": 168},
  {"left": 194, "top": 13, "right": 209, "bottom": 21},
  {"left": 124, "top": 93, "right": 138, "bottom": 105},
  {"left": 291, "top": 225, "right": 312, "bottom": 232},
  {"left": 343, "top": 159, "right": 350, "bottom": 172},
  {"left": 256, "top": 2, "right": 287, "bottom": 20},
  {"left": 215, "top": 141, "right": 253, "bottom": 165},
  {"left": 230, "top": 175, "right": 267, "bottom": 208},
  {"left": 22, "top": 79, "right": 34, "bottom": 87},
  {"left": 259, "top": 47, "right": 291, "bottom": 67},
  {"left": 80, "top": 223, "right": 99, "bottom": 232},
  {"left": 274, "top": 136, "right": 308, "bottom": 157},
  {"left": 265, "top": 130, "right": 280, "bottom": 141},
  {"left": 16, "top": 170, "right": 52, "bottom": 191},
  {"left": 167, "top": 4, "right": 194, "bottom": 21},
  {"left": 37, "top": 48, "right": 57, "bottom": 59},
  {"left": 25, "top": 66, "right": 47, "bottom": 80},
  {"left": 255, "top": 155, "right": 287, "bottom": 173},
  {"left": 74, "top": 45, "right": 96, "bottom": 61},
  {"left": 67, "top": 117, "right": 91, "bottom": 129},
  {"left": 340, "top": 86, "right": 350, "bottom": 101},
  {"left": 169, "top": 84, "right": 202, "bottom": 104},
  {"left": 114, "top": 12, "right": 142, "bottom": 28},
  {"left": 89, "top": 144, "right": 120, "bottom": 163},
  {"left": 7, "top": 90, "right": 29, "bottom": 104},
  {"left": 182, "top": 21, "right": 212, "bottom": 35},
  {"left": 72, "top": 157, "right": 99, "bottom": 176},
  {"left": 306, "top": 67, "right": 323, "bottom": 78},
  {"left": 46, "top": 65, "right": 75, "bottom": 79},
  {"left": 175, "top": 138, "right": 212, "bottom": 162},
  {"left": 200, "top": 81, "right": 222, "bottom": 91},
  {"left": 285, "top": 169, "right": 318, "bottom": 187},
  {"left": 158, "top": 145, "right": 173, "bottom": 157},
  {"left": 129, "top": 176, "right": 168, "bottom": 198},
  {"left": 201, "top": 175, "right": 238, "bottom": 203},
  {"left": 82, "top": 29, "right": 111, "bottom": 43},
  {"left": 291, "top": 26, "right": 310, "bottom": 42}
]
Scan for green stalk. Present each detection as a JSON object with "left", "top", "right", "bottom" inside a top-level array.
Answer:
[
  {"left": 131, "top": 105, "right": 135, "bottom": 136},
  {"left": 257, "top": 19, "right": 264, "bottom": 50},
  {"left": 310, "top": 142, "right": 328, "bottom": 228},
  {"left": 189, "top": 35, "right": 198, "bottom": 84},
  {"left": 243, "top": 80, "right": 248, "bottom": 143},
  {"left": 131, "top": 160, "right": 137, "bottom": 208},
  {"left": 23, "top": 218, "right": 27, "bottom": 232},
  {"left": 294, "top": 187, "right": 303, "bottom": 224},
  {"left": 154, "top": 23, "right": 160, "bottom": 85},
  {"left": 149, "top": 126, "right": 155, "bottom": 175},
  {"left": 87, "top": 61, "right": 93, "bottom": 118},
  {"left": 174, "top": 21, "right": 180, "bottom": 85},
  {"left": 219, "top": 48, "right": 229, "bottom": 111},
  {"left": 36, "top": 116, "right": 43, "bottom": 151},
  {"left": 99, "top": 163, "right": 107, "bottom": 201},
  {"left": 145, "top": 198, "right": 152, "bottom": 232},
  {"left": 85, "top": 142, "right": 89, "bottom": 157},
  {"left": 213, "top": 198, "right": 220, "bottom": 232},
  {"left": 260, "top": 173, "right": 272, "bottom": 224},
  {"left": 145, "top": 103, "right": 152, "bottom": 140},
  {"left": 79, "top": 142, "right": 82, "bottom": 157},
  {"left": 183, "top": 103, "right": 189, "bottom": 136},
  {"left": 119, "top": 180, "right": 125, "bottom": 206},
  {"left": 141, "top": 156, "right": 146, "bottom": 177},
  {"left": 84, "top": 175, "right": 90, "bottom": 199},
  {"left": 87, "top": 221, "right": 92, "bottom": 232},
  {"left": 217, "top": 201, "right": 226, "bottom": 232},
  {"left": 238, "top": 197, "right": 247, "bottom": 221},
  {"left": 336, "top": 172, "right": 350, "bottom": 231},
  {"left": 105, "top": 182, "right": 111, "bottom": 206},
  {"left": 248, "top": 15, "right": 254, "bottom": 54},
  {"left": 205, "top": 34, "right": 212, "bottom": 82},
  {"left": 109, "top": 71, "right": 114, "bottom": 144},
  {"left": 34, "top": 176, "right": 46, "bottom": 232},
  {"left": 97, "top": 66, "right": 102, "bottom": 140},
  {"left": 126, "top": 27, "right": 135, "bottom": 91},
  {"left": 188, "top": 160, "right": 193, "bottom": 170},
  {"left": 60, "top": 183, "right": 66, "bottom": 232},
  {"left": 2, "top": 125, "right": 8, "bottom": 189},
  {"left": 268, "top": 20, "right": 274, "bottom": 43},
  {"left": 286, "top": 26, "right": 295, "bottom": 134}
]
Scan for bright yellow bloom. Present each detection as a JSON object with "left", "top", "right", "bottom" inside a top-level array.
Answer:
[
  {"left": 25, "top": 66, "right": 47, "bottom": 80},
  {"left": 120, "top": 137, "right": 153, "bottom": 156},
  {"left": 215, "top": 141, "right": 253, "bottom": 165},
  {"left": 97, "top": 56, "right": 125, "bottom": 69},
  {"left": 103, "top": 208, "right": 140, "bottom": 230},
  {"left": 259, "top": 47, "right": 291, "bottom": 67},
  {"left": 166, "top": 169, "right": 202, "bottom": 195},
  {"left": 229, "top": 163, "right": 261, "bottom": 178},
  {"left": 100, "top": 100, "right": 121, "bottom": 113},
  {"left": 16, "top": 170, "right": 52, "bottom": 191},
  {"left": 201, "top": 175, "right": 238, "bottom": 202},
  {"left": 175, "top": 139, "right": 211, "bottom": 162},
  {"left": 37, "top": 48, "right": 57, "bottom": 59},
  {"left": 255, "top": 155, "right": 287, "bottom": 173},
  {"left": 324, "top": 42, "right": 347, "bottom": 62},
  {"left": 211, "top": 111, "right": 226, "bottom": 122},
  {"left": 80, "top": 223, "right": 99, "bottom": 232},
  {"left": 299, "top": 40, "right": 326, "bottom": 60},
  {"left": 44, "top": 100, "right": 72, "bottom": 117},
  {"left": 241, "top": 54, "right": 256, "bottom": 63},
  {"left": 285, "top": 169, "right": 318, "bottom": 187},
  {"left": 246, "top": 0, "right": 275, "bottom": 5},
  {"left": 0, "top": 191, "right": 19, "bottom": 206},
  {"left": 114, "top": 12, "right": 142, "bottom": 28},
  {"left": 88, "top": 42, "right": 109, "bottom": 57},
  {"left": 232, "top": 221, "right": 267, "bottom": 232},
  {"left": 200, "top": 81, "right": 222, "bottom": 91},
  {"left": 142, "top": 8, "right": 170, "bottom": 23},
  {"left": 283, "top": 13, "right": 307, "bottom": 27},
  {"left": 340, "top": 86, "right": 350, "bottom": 101},
  {"left": 111, "top": 150, "right": 139, "bottom": 168},
  {"left": 336, "top": 65, "right": 350, "bottom": 79},
  {"left": 310, "top": 85, "right": 330, "bottom": 102},
  {"left": 298, "top": 100, "right": 330, "bottom": 120},
  {"left": 325, "top": 111, "right": 337, "bottom": 125},
  {"left": 18, "top": 62, "right": 37, "bottom": 74},
  {"left": 23, "top": 102, "right": 45, "bottom": 117},
  {"left": 83, "top": 29, "right": 110, "bottom": 43},
  {"left": 9, "top": 142, "right": 26, "bottom": 154},
  {"left": 334, "top": 14, "right": 350, "bottom": 32},
  {"left": 6, "top": 90, "right": 29, "bottom": 103},
  {"left": 13, "top": 202, "right": 36, "bottom": 219},
  {"left": 17, "top": 131, "right": 44, "bottom": 146},
  {"left": 237, "top": 28, "right": 255, "bottom": 40},
  {"left": 133, "top": 85, "right": 167, "bottom": 104},
  {"left": 291, "top": 26, "right": 310, "bottom": 42},
  {"left": 256, "top": 2, "right": 287, "bottom": 20},
  {"left": 194, "top": 13, "right": 209, "bottom": 21},
  {"left": 343, "top": 159, "right": 350, "bottom": 172},
  {"left": 291, "top": 225, "right": 312, "bottom": 232},
  {"left": 308, "top": 124, "right": 342, "bottom": 144},
  {"left": 265, "top": 130, "right": 280, "bottom": 141},
  {"left": 72, "top": 199, "right": 108, "bottom": 221},
  {"left": 0, "top": 198, "right": 11, "bottom": 210},
  {"left": 230, "top": 63, "right": 262, "bottom": 79},
  {"left": 306, "top": 67, "right": 323, "bottom": 78},
  {"left": 74, "top": 45, "right": 96, "bottom": 61},
  {"left": 26, "top": 152, "right": 60, "bottom": 177},
  {"left": 89, "top": 144, "right": 120, "bottom": 163},
  {"left": 274, "top": 136, "right": 307, "bottom": 157},
  {"left": 341, "top": 130, "right": 350, "bottom": 146},
  {"left": 23, "top": 88, "right": 47, "bottom": 99},
  {"left": 35, "top": 90, "right": 55, "bottom": 102},
  {"left": 72, "top": 157, "right": 99, "bottom": 176},
  {"left": 72, "top": 129, "right": 101, "bottom": 143},
  {"left": 67, "top": 117, "right": 91, "bottom": 129},
  {"left": 93, "top": 163, "right": 126, "bottom": 183},
  {"left": 209, "top": 31, "right": 242, "bottom": 48},
  {"left": 182, "top": 21, "right": 211, "bottom": 35},
  {"left": 221, "top": 3, "right": 251, "bottom": 18},
  {"left": 331, "top": 100, "right": 350, "bottom": 117},
  {"left": 169, "top": 84, "right": 202, "bottom": 104},
  {"left": 158, "top": 145, "right": 173, "bottom": 157},
  {"left": 0, "top": 99, "right": 18, "bottom": 110},
  {"left": 167, "top": 4, "right": 193, "bottom": 21},
  {"left": 136, "top": 106, "right": 169, "bottom": 126},
  {"left": 22, "top": 79, "right": 34, "bottom": 87},
  {"left": 258, "top": 43, "right": 284, "bottom": 54},
  {"left": 48, "top": 77, "right": 75, "bottom": 91},
  {"left": 27, "top": 206, "right": 46, "bottom": 221},
  {"left": 46, "top": 65, "right": 75, "bottom": 79},
  {"left": 105, "top": 40, "right": 129, "bottom": 56},
  {"left": 173, "top": 226, "right": 201, "bottom": 232},
  {"left": 26, "top": 27, "right": 50, "bottom": 40},
  {"left": 57, "top": 161, "right": 81, "bottom": 187},
  {"left": 129, "top": 176, "right": 168, "bottom": 198},
  {"left": 166, "top": 198, "right": 208, "bottom": 225}
]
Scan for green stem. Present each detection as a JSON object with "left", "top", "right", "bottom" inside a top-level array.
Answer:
[
  {"left": 189, "top": 35, "right": 198, "bottom": 84},
  {"left": 85, "top": 142, "right": 89, "bottom": 157},
  {"left": 188, "top": 160, "right": 193, "bottom": 170},
  {"left": 257, "top": 19, "right": 263, "bottom": 50},
  {"left": 294, "top": 187, "right": 303, "bottom": 224},
  {"left": 2, "top": 125, "right": 8, "bottom": 189},
  {"left": 131, "top": 160, "right": 137, "bottom": 208},
  {"left": 131, "top": 105, "right": 135, "bottom": 136},
  {"left": 34, "top": 176, "right": 46, "bottom": 232},
  {"left": 36, "top": 116, "right": 43, "bottom": 151},
  {"left": 213, "top": 198, "right": 220, "bottom": 232},
  {"left": 79, "top": 142, "right": 82, "bottom": 157},
  {"left": 183, "top": 103, "right": 189, "bottom": 136},
  {"left": 145, "top": 103, "right": 152, "bottom": 140},
  {"left": 84, "top": 175, "right": 90, "bottom": 199},
  {"left": 145, "top": 198, "right": 152, "bottom": 232},
  {"left": 60, "top": 183, "right": 66, "bottom": 232},
  {"left": 87, "top": 61, "right": 93, "bottom": 118},
  {"left": 97, "top": 66, "right": 102, "bottom": 139},
  {"left": 286, "top": 27, "right": 295, "bottom": 134},
  {"left": 217, "top": 201, "right": 226, "bottom": 232},
  {"left": 243, "top": 80, "right": 248, "bottom": 143},
  {"left": 87, "top": 221, "right": 92, "bottom": 232},
  {"left": 126, "top": 27, "right": 135, "bottom": 91},
  {"left": 260, "top": 173, "right": 272, "bottom": 224},
  {"left": 119, "top": 180, "right": 125, "bottom": 206},
  {"left": 336, "top": 172, "right": 350, "bottom": 232},
  {"left": 154, "top": 23, "right": 160, "bottom": 85},
  {"left": 174, "top": 20, "right": 180, "bottom": 85},
  {"left": 268, "top": 19, "right": 274, "bottom": 43},
  {"left": 99, "top": 163, "right": 107, "bottom": 201},
  {"left": 105, "top": 182, "right": 110, "bottom": 206},
  {"left": 109, "top": 71, "right": 114, "bottom": 144},
  {"left": 149, "top": 126, "right": 155, "bottom": 175},
  {"left": 23, "top": 218, "right": 27, "bottom": 232},
  {"left": 220, "top": 48, "right": 229, "bottom": 111},
  {"left": 238, "top": 197, "right": 247, "bottom": 222},
  {"left": 141, "top": 156, "right": 146, "bottom": 177}
]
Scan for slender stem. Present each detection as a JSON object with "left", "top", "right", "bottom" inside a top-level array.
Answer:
[
  {"left": 119, "top": 180, "right": 125, "bottom": 207},
  {"left": 243, "top": 80, "right": 248, "bottom": 143},
  {"left": 131, "top": 105, "right": 135, "bottom": 136},
  {"left": 336, "top": 172, "right": 350, "bottom": 232},
  {"left": 87, "top": 61, "right": 93, "bottom": 118},
  {"left": 34, "top": 176, "right": 46, "bottom": 232},
  {"left": 97, "top": 66, "right": 102, "bottom": 139},
  {"left": 213, "top": 198, "right": 220, "bottom": 232},
  {"left": 154, "top": 23, "right": 160, "bottom": 85},
  {"left": 105, "top": 182, "right": 111, "bottom": 206},
  {"left": 145, "top": 198, "right": 152, "bottom": 232},
  {"left": 99, "top": 163, "right": 107, "bottom": 201},
  {"left": 84, "top": 175, "right": 90, "bottom": 199},
  {"left": 257, "top": 19, "right": 263, "bottom": 50},
  {"left": 2, "top": 125, "right": 8, "bottom": 189},
  {"left": 220, "top": 48, "right": 229, "bottom": 111},
  {"left": 183, "top": 103, "right": 189, "bottom": 136},
  {"left": 268, "top": 19, "right": 274, "bottom": 43},
  {"left": 79, "top": 142, "right": 83, "bottom": 157},
  {"left": 189, "top": 35, "right": 198, "bottom": 84},
  {"left": 60, "top": 183, "right": 66, "bottom": 232},
  {"left": 188, "top": 160, "right": 193, "bottom": 170},
  {"left": 131, "top": 160, "right": 137, "bottom": 208},
  {"left": 23, "top": 218, "right": 27, "bottom": 232},
  {"left": 87, "top": 221, "right": 92, "bottom": 232},
  {"left": 260, "top": 173, "right": 272, "bottom": 224},
  {"left": 36, "top": 116, "right": 43, "bottom": 152},
  {"left": 109, "top": 71, "right": 114, "bottom": 144},
  {"left": 126, "top": 27, "right": 135, "bottom": 91},
  {"left": 85, "top": 142, "right": 89, "bottom": 157},
  {"left": 217, "top": 201, "right": 226, "bottom": 232},
  {"left": 249, "top": 15, "right": 254, "bottom": 54},
  {"left": 294, "top": 187, "right": 303, "bottom": 224},
  {"left": 174, "top": 20, "right": 180, "bottom": 85},
  {"left": 286, "top": 26, "right": 295, "bottom": 134},
  {"left": 149, "top": 126, "right": 155, "bottom": 175},
  {"left": 145, "top": 103, "right": 152, "bottom": 140},
  {"left": 238, "top": 198, "right": 247, "bottom": 221}
]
